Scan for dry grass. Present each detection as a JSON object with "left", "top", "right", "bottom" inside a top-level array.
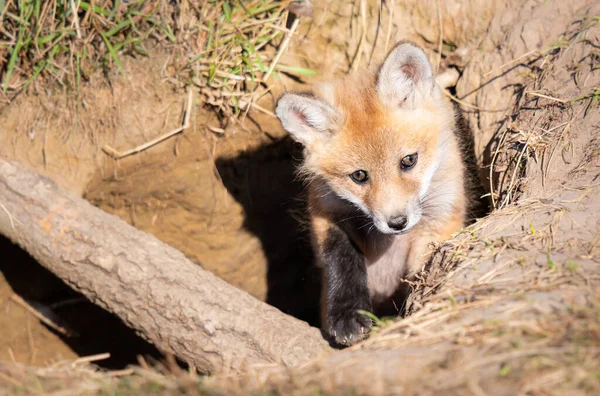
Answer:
[
  {"left": 0, "top": 0, "right": 307, "bottom": 120},
  {"left": 483, "top": 13, "right": 600, "bottom": 209},
  {"left": 0, "top": 356, "right": 217, "bottom": 395}
]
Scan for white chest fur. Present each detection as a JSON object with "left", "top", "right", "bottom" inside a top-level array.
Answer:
[{"left": 364, "top": 234, "right": 411, "bottom": 304}]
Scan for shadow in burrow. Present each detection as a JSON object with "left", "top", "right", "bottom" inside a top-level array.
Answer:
[
  {"left": 215, "top": 136, "right": 322, "bottom": 328},
  {"left": 452, "top": 98, "right": 493, "bottom": 221}
]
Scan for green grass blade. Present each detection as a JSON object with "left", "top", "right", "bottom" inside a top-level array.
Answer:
[
  {"left": 104, "top": 19, "right": 133, "bottom": 38},
  {"left": 23, "top": 60, "right": 47, "bottom": 90},
  {"left": 245, "top": 3, "right": 279, "bottom": 17},
  {"left": 78, "top": 2, "right": 111, "bottom": 17},
  {"left": 357, "top": 310, "right": 384, "bottom": 327},
  {"left": 110, "top": 0, "right": 121, "bottom": 20},
  {"left": 223, "top": 2, "right": 232, "bottom": 22},
  {"left": 3, "top": 19, "right": 26, "bottom": 92},
  {"left": 147, "top": 18, "right": 176, "bottom": 42},
  {"left": 100, "top": 32, "right": 125, "bottom": 75}
]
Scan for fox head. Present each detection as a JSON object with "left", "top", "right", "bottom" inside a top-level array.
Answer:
[{"left": 276, "top": 42, "right": 455, "bottom": 235}]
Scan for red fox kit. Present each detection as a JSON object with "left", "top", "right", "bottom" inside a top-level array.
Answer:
[{"left": 276, "top": 42, "right": 466, "bottom": 345}]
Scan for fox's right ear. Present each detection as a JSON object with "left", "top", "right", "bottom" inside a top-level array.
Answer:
[
  {"left": 377, "top": 42, "right": 436, "bottom": 107},
  {"left": 276, "top": 93, "right": 340, "bottom": 145}
]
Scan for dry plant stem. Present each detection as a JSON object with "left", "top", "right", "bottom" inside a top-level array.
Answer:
[
  {"left": 483, "top": 49, "right": 539, "bottom": 77},
  {"left": 350, "top": 0, "right": 368, "bottom": 72},
  {"left": 439, "top": 85, "right": 505, "bottom": 112},
  {"left": 263, "top": 16, "right": 300, "bottom": 83},
  {"left": 108, "top": 368, "right": 135, "bottom": 377},
  {"left": 525, "top": 91, "right": 567, "bottom": 103},
  {"left": 0, "top": 158, "right": 330, "bottom": 374},
  {"left": 244, "top": 102, "right": 277, "bottom": 118},
  {"left": 10, "top": 294, "right": 70, "bottom": 336},
  {"left": 72, "top": 353, "right": 111, "bottom": 366},
  {"left": 0, "top": 371, "right": 23, "bottom": 388},
  {"left": 544, "top": 117, "right": 575, "bottom": 181},
  {"left": 435, "top": 0, "right": 443, "bottom": 73},
  {"left": 489, "top": 128, "right": 509, "bottom": 209},
  {"left": 102, "top": 89, "right": 194, "bottom": 159},
  {"left": 500, "top": 137, "right": 530, "bottom": 208},
  {"left": 70, "top": 0, "right": 82, "bottom": 39},
  {"left": 383, "top": 0, "right": 395, "bottom": 52}
]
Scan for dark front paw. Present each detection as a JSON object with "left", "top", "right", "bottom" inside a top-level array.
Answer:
[{"left": 326, "top": 306, "right": 373, "bottom": 346}]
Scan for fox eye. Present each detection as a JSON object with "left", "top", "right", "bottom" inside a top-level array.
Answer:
[
  {"left": 350, "top": 170, "right": 368, "bottom": 184},
  {"left": 401, "top": 153, "right": 418, "bottom": 169}
]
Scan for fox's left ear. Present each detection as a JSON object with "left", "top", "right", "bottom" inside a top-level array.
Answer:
[
  {"left": 275, "top": 93, "right": 340, "bottom": 146},
  {"left": 377, "top": 42, "right": 437, "bottom": 107}
]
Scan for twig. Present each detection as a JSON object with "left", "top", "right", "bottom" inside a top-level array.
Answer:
[
  {"left": 103, "top": 89, "right": 194, "bottom": 160},
  {"left": 483, "top": 49, "right": 539, "bottom": 77},
  {"left": 263, "top": 16, "right": 300, "bottom": 83},
  {"left": 10, "top": 294, "right": 70, "bottom": 336},
  {"left": 27, "top": 317, "right": 37, "bottom": 364},
  {"left": 72, "top": 353, "right": 111, "bottom": 366},
  {"left": 81, "top": 0, "right": 95, "bottom": 26},
  {"left": 439, "top": 86, "right": 506, "bottom": 112},
  {"left": 350, "top": 0, "right": 367, "bottom": 72},
  {"left": 383, "top": 0, "right": 395, "bottom": 52},
  {"left": 70, "top": 0, "right": 82, "bottom": 39},
  {"left": 544, "top": 119, "right": 574, "bottom": 181},
  {"left": 0, "top": 372, "right": 24, "bottom": 388},
  {"left": 243, "top": 101, "right": 277, "bottom": 118},
  {"left": 367, "top": 0, "right": 383, "bottom": 66},
  {"left": 8, "top": 347, "right": 16, "bottom": 364},
  {"left": 108, "top": 368, "right": 135, "bottom": 377},
  {"left": 489, "top": 128, "right": 509, "bottom": 209},
  {"left": 43, "top": 133, "right": 47, "bottom": 170},
  {"left": 463, "top": 347, "right": 594, "bottom": 371},
  {"left": 207, "top": 125, "right": 225, "bottom": 134},
  {"left": 500, "top": 136, "right": 530, "bottom": 208},
  {"left": 435, "top": 0, "right": 443, "bottom": 73},
  {"left": 214, "top": 70, "right": 256, "bottom": 82},
  {"left": 525, "top": 91, "right": 567, "bottom": 103}
]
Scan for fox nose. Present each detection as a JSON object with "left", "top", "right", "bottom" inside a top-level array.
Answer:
[{"left": 387, "top": 216, "right": 408, "bottom": 232}]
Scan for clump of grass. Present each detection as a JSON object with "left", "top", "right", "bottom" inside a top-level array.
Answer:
[
  {"left": 171, "top": 0, "right": 315, "bottom": 120},
  {"left": 0, "top": 1, "right": 310, "bottom": 120},
  {"left": 1, "top": 1, "right": 163, "bottom": 96}
]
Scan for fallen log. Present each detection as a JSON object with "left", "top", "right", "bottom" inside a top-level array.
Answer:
[{"left": 0, "top": 157, "right": 329, "bottom": 375}]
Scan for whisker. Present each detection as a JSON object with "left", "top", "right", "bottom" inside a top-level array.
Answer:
[
  {"left": 357, "top": 221, "right": 375, "bottom": 230},
  {"left": 335, "top": 213, "right": 370, "bottom": 224}
]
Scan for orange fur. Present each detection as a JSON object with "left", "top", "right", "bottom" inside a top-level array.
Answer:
[{"left": 310, "top": 74, "right": 464, "bottom": 286}]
